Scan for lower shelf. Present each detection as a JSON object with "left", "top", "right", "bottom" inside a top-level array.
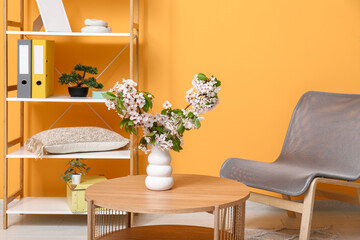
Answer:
[
  {"left": 98, "top": 225, "right": 215, "bottom": 240},
  {"left": 7, "top": 197, "right": 86, "bottom": 215}
]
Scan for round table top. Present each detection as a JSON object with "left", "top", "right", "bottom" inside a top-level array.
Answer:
[{"left": 85, "top": 174, "right": 250, "bottom": 214}]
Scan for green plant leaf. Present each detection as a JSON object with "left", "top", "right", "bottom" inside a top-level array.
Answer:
[
  {"left": 146, "top": 132, "right": 156, "bottom": 137},
  {"left": 142, "top": 91, "right": 154, "bottom": 98},
  {"left": 129, "top": 126, "right": 138, "bottom": 136},
  {"left": 215, "top": 79, "right": 221, "bottom": 87},
  {"left": 144, "top": 95, "right": 153, "bottom": 110},
  {"left": 156, "top": 126, "right": 165, "bottom": 134},
  {"left": 140, "top": 137, "right": 147, "bottom": 145},
  {"left": 161, "top": 109, "right": 168, "bottom": 115},
  {"left": 150, "top": 135, "right": 156, "bottom": 145},
  {"left": 197, "top": 73, "right": 207, "bottom": 81},
  {"left": 120, "top": 118, "right": 130, "bottom": 128},
  {"left": 142, "top": 100, "right": 149, "bottom": 112},
  {"left": 104, "top": 92, "right": 116, "bottom": 100},
  {"left": 194, "top": 119, "right": 201, "bottom": 129},
  {"left": 176, "top": 123, "right": 183, "bottom": 132}
]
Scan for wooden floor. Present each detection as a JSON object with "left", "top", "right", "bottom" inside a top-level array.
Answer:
[{"left": 1, "top": 200, "right": 359, "bottom": 239}]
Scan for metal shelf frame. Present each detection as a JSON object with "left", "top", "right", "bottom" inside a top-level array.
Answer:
[{"left": 3, "top": 0, "right": 139, "bottom": 229}]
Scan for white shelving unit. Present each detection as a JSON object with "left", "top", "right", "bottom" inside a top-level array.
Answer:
[
  {"left": 3, "top": 0, "right": 140, "bottom": 229},
  {"left": 7, "top": 197, "right": 127, "bottom": 215},
  {"left": 7, "top": 95, "right": 106, "bottom": 103},
  {"left": 6, "top": 31, "right": 131, "bottom": 37},
  {"left": 7, "top": 197, "right": 87, "bottom": 215},
  {"left": 7, "top": 146, "right": 131, "bottom": 159}
]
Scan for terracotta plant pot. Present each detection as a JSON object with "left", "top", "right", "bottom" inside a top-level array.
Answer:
[{"left": 68, "top": 87, "right": 89, "bottom": 97}]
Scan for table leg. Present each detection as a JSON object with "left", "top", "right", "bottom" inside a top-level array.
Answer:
[
  {"left": 214, "top": 206, "right": 220, "bottom": 240},
  {"left": 127, "top": 212, "right": 133, "bottom": 228},
  {"left": 87, "top": 200, "right": 95, "bottom": 240},
  {"left": 238, "top": 202, "right": 246, "bottom": 240}
]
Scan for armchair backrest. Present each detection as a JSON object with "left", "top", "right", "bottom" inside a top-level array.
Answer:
[{"left": 277, "top": 91, "right": 360, "bottom": 180}]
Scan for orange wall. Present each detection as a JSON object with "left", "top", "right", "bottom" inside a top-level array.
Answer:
[{"left": 1, "top": 0, "right": 360, "bottom": 198}]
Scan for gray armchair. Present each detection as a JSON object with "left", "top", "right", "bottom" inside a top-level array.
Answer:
[{"left": 220, "top": 91, "right": 360, "bottom": 240}]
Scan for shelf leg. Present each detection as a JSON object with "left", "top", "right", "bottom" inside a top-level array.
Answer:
[
  {"left": 3, "top": 0, "right": 8, "bottom": 226},
  {"left": 20, "top": 102, "right": 24, "bottom": 198},
  {"left": 3, "top": 158, "right": 8, "bottom": 229}
]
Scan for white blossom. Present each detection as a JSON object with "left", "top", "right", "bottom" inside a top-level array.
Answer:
[
  {"left": 105, "top": 75, "right": 220, "bottom": 153},
  {"left": 163, "top": 100, "right": 172, "bottom": 109}
]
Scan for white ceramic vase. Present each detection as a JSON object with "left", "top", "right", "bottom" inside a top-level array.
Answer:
[
  {"left": 72, "top": 173, "right": 81, "bottom": 185},
  {"left": 145, "top": 145, "right": 174, "bottom": 191}
]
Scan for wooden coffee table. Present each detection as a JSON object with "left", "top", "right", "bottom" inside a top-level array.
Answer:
[{"left": 86, "top": 174, "right": 250, "bottom": 240}]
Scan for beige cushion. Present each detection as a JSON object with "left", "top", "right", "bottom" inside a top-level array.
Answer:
[{"left": 25, "top": 127, "right": 129, "bottom": 158}]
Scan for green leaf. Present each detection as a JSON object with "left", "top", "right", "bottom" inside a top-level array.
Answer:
[
  {"left": 174, "top": 137, "right": 181, "bottom": 145},
  {"left": 140, "top": 137, "right": 147, "bottom": 145},
  {"left": 117, "top": 98, "right": 126, "bottom": 110},
  {"left": 197, "top": 73, "right": 207, "bottom": 81},
  {"left": 150, "top": 135, "right": 156, "bottom": 145},
  {"left": 161, "top": 109, "right": 168, "bottom": 115},
  {"left": 103, "top": 92, "right": 116, "bottom": 100},
  {"left": 128, "top": 120, "right": 135, "bottom": 126},
  {"left": 129, "top": 126, "right": 138, "bottom": 136},
  {"left": 176, "top": 123, "right": 185, "bottom": 136},
  {"left": 172, "top": 139, "right": 180, "bottom": 152},
  {"left": 142, "top": 91, "right": 154, "bottom": 98},
  {"left": 156, "top": 126, "right": 165, "bottom": 134},
  {"left": 120, "top": 118, "right": 130, "bottom": 128},
  {"left": 176, "top": 123, "right": 182, "bottom": 131},
  {"left": 142, "top": 101, "right": 149, "bottom": 112},
  {"left": 187, "top": 112, "right": 194, "bottom": 118},
  {"left": 194, "top": 119, "right": 201, "bottom": 129},
  {"left": 215, "top": 79, "right": 221, "bottom": 87},
  {"left": 115, "top": 106, "right": 123, "bottom": 115},
  {"left": 74, "top": 64, "right": 98, "bottom": 74},
  {"left": 144, "top": 95, "right": 153, "bottom": 110},
  {"left": 146, "top": 132, "right": 156, "bottom": 137}
]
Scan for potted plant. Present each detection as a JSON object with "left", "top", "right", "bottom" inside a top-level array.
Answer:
[
  {"left": 59, "top": 158, "right": 91, "bottom": 185},
  {"left": 104, "top": 73, "right": 221, "bottom": 190},
  {"left": 58, "top": 64, "right": 104, "bottom": 97}
]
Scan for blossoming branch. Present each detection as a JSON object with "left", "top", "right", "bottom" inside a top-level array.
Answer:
[{"left": 104, "top": 73, "right": 221, "bottom": 153}]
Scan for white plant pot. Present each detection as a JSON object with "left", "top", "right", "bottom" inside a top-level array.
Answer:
[
  {"left": 145, "top": 146, "right": 173, "bottom": 191},
  {"left": 72, "top": 174, "right": 81, "bottom": 185}
]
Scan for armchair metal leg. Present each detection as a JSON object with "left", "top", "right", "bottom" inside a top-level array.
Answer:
[
  {"left": 299, "top": 180, "right": 317, "bottom": 240},
  {"left": 281, "top": 194, "right": 296, "bottom": 218}
]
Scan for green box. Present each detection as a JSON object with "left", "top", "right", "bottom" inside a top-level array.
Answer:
[
  {"left": 66, "top": 175, "right": 107, "bottom": 213},
  {"left": 91, "top": 90, "right": 107, "bottom": 99}
]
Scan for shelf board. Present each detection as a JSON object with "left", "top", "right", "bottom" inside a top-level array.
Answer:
[
  {"left": 7, "top": 95, "right": 106, "bottom": 103},
  {"left": 7, "top": 197, "right": 128, "bottom": 215},
  {"left": 7, "top": 197, "right": 86, "bottom": 215},
  {"left": 6, "top": 31, "right": 130, "bottom": 37},
  {"left": 7, "top": 146, "right": 130, "bottom": 159}
]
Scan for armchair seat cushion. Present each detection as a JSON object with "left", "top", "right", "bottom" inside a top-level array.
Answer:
[{"left": 221, "top": 156, "right": 359, "bottom": 196}]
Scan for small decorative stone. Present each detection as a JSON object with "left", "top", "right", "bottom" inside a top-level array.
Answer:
[{"left": 84, "top": 19, "right": 108, "bottom": 27}]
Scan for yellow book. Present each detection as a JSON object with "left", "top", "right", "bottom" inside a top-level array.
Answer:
[{"left": 32, "top": 40, "right": 55, "bottom": 98}]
